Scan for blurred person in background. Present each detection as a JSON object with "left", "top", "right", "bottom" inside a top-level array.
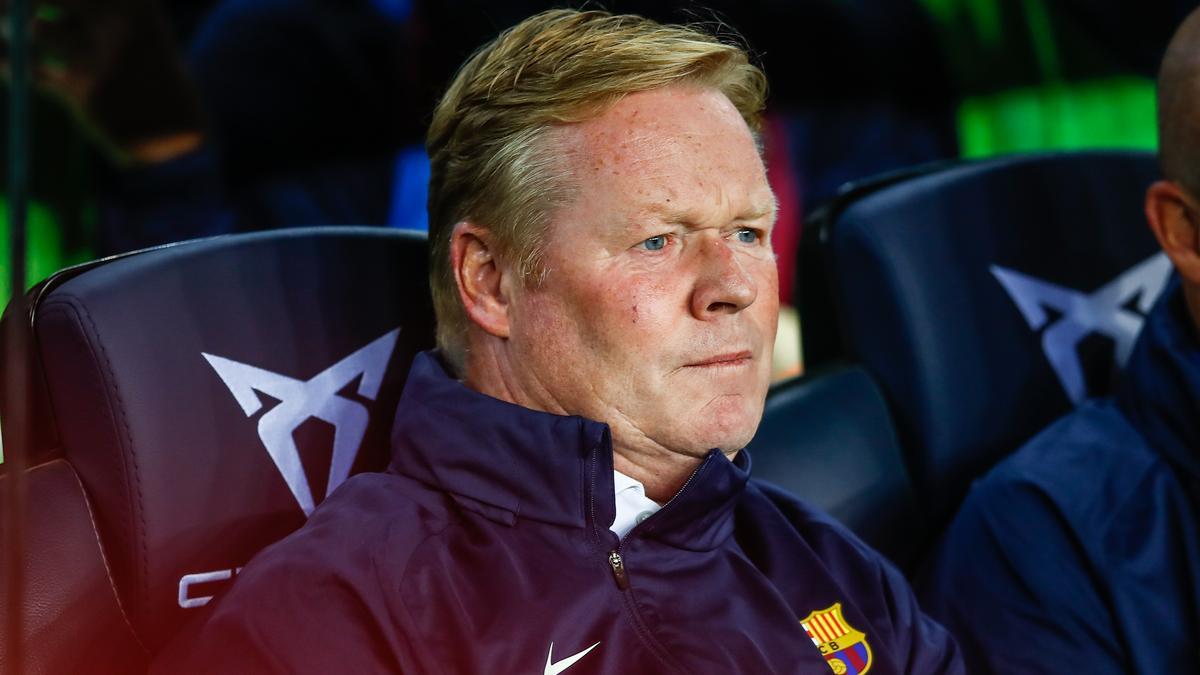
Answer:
[
  {"left": 3, "top": 0, "right": 421, "bottom": 256},
  {"left": 153, "top": 9, "right": 964, "bottom": 673},
  {"left": 184, "top": 0, "right": 422, "bottom": 230},
  {"left": 6, "top": 0, "right": 228, "bottom": 254},
  {"left": 4, "top": 0, "right": 1194, "bottom": 312},
  {"left": 918, "top": 8, "right": 1200, "bottom": 673}
]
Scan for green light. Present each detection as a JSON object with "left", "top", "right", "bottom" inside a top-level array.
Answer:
[
  {"left": 0, "top": 198, "right": 74, "bottom": 463},
  {"left": 1021, "top": 0, "right": 1061, "bottom": 81},
  {"left": 0, "top": 197, "right": 67, "bottom": 302},
  {"left": 967, "top": 0, "right": 1004, "bottom": 48},
  {"left": 34, "top": 4, "right": 64, "bottom": 22},
  {"left": 957, "top": 77, "right": 1157, "bottom": 157}
]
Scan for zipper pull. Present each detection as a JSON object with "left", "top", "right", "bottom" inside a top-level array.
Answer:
[{"left": 608, "top": 550, "right": 630, "bottom": 590}]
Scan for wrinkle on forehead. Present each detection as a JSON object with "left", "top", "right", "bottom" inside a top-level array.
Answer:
[
  {"left": 555, "top": 86, "right": 772, "bottom": 227},
  {"left": 563, "top": 87, "right": 754, "bottom": 165}
]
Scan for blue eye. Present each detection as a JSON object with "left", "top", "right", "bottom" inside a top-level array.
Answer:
[
  {"left": 641, "top": 235, "right": 668, "bottom": 251},
  {"left": 736, "top": 229, "right": 759, "bottom": 244}
]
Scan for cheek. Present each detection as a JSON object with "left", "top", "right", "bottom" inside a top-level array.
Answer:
[
  {"left": 521, "top": 263, "right": 684, "bottom": 366},
  {"left": 753, "top": 260, "right": 781, "bottom": 322},
  {"left": 510, "top": 292, "right": 577, "bottom": 359},
  {"left": 594, "top": 274, "right": 676, "bottom": 338}
]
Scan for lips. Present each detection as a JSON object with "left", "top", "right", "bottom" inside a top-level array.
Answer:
[{"left": 685, "top": 350, "right": 754, "bottom": 368}]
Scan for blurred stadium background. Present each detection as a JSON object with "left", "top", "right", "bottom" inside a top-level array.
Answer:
[
  {"left": 0, "top": 0, "right": 1189, "bottom": 463},
  {"left": 2, "top": 0, "right": 1183, "bottom": 296}
]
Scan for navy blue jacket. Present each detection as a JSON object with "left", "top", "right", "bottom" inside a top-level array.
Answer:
[
  {"left": 155, "top": 352, "right": 962, "bottom": 674},
  {"left": 918, "top": 279, "right": 1200, "bottom": 673}
]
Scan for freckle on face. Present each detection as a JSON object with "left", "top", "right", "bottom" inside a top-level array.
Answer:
[{"left": 506, "top": 86, "right": 778, "bottom": 458}]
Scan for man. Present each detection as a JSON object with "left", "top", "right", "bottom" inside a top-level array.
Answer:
[
  {"left": 918, "top": 10, "right": 1200, "bottom": 674},
  {"left": 156, "top": 10, "right": 962, "bottom": 673}
]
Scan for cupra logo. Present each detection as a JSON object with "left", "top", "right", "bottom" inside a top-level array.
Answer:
[
  {"left": 202, "top": 329, "right": 400, "bottom": 516},
  {"left": 991, "top": 253, "right": 1171, "bottom": 404}
]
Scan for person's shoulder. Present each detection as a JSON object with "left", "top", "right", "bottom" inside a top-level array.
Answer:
[
  {"left": 742, "top": 480, "right": 966, "bottom": 674},
  {"left": 739, "top": 479, "right": 905, "bottom": 613},
  {"left": 313, "top": 469, "right": 453, "bottom": 530},
  {"left": 968, "top": 399, "right": 1159, "bottom": 527},
  {"left": 152, "top": 472, "right": 454, "bottom": 673},
  {"left": 920, "top": 398, "right": 1169, "bottom": 606},
  {"left": 740, "top": 478, "right": 887, "bottom": 570},
  {"left": 917, "top": 402, "right": 1169, "bottom": 673},
  {"left": 208, "top": 470, "right": 454, "bottom": 608}
]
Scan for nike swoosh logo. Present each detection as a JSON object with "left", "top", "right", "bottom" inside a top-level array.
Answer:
[{"left": 544, "top": 641, "right": 600, "bottom": 675}]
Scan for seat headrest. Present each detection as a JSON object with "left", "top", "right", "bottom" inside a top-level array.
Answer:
[
  {"left": 801, "top": 151, "right": 1166, "bottom": 518},
  {"left": 20, "top": 227, "right": 434, "bottom": 650},
  {"left": 750, "top": 366, "right": 922, "bottom": 568}
]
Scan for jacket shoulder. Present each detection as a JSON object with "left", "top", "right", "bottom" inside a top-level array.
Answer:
[
  {"left": 262, "top": 471, "right": 453, "bottom": 567},
  {"left": 916, "top": 401, "right": 1182, "bottom": 673},
  {"left": 152, "top": 472, "right": 452, "bottom": 673},
  {"left": 742, "top": 478, "right": 882, "bottom": 562},
  {"left": 740, "top": 480, "right": 966, "bottom": 674},
  {"left": 976, "top": 400, "right": 1161, "bottom": 533}
]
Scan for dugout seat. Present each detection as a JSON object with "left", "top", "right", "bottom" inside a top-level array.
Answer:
[
  {"left": 0, "top": 227, "right": 435, "bottom": 672},
  {"left": 799, "top": 151, "right": 1167, "bottom": 525},
  {"left": 749, "top": 366, "right": 922, "bottom": 570}
]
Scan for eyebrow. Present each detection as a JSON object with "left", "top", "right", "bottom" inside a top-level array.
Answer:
[
  {"left": 739, "top": 197, "right": 779, "bottom": 223},
  {"left": 640, "top": 195, "right": 779, "bottom": 227}
]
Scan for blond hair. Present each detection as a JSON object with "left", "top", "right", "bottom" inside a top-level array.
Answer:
[{"left": 426, "top": 9, "right": 767, "bottom": 372}]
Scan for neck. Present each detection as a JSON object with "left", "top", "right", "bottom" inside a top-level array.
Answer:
[
  {"left": 463, "top": 336, "right": 731, "bottom": 503},
  {"left": 612, "top": 447, "right": 721, "bottom": 503},
  {"left": 463, "top": 339, "right": 573, "bottom": 424},
  {"left": 595, "top": 405, "right": 737, "bottom": 502}
]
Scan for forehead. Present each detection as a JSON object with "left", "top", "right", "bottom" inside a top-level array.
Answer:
[{"left": 556, "top": 86, "right": 771, "bottom": 218}]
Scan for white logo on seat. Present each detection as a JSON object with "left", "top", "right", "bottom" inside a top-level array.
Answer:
[
  {"left": 544, "top": 641, "right": 600, "bottom": 675},
  {"left": 991, "top": 254, "right": 1171, "bottom": 404},
  {"left": 178, "top": 567, "right": 242, "bottom": 608},
  {"left": 203, "top": 329, "right": 400, "bottom": 516}
]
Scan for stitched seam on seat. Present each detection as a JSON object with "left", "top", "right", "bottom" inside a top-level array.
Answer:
[
  {"left": 51, "top": 296, "right": 152, "bottom": 618},
  {"left": 62, "top": 460, "right": 150, "bottom": 655},
  {"left": 37, "top": 302, "right": 137, "bottom": 585}
]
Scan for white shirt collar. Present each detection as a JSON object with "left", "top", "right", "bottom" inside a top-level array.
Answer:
[{"left": 610, "top": 470, "right": 662, "bottom": 539}]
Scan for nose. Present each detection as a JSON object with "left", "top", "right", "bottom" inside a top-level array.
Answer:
[{"left": 690, "top": 237, "right": 758, "bottom": 319}]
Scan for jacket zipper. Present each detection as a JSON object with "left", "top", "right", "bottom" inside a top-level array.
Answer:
[
  {"left": 602, "top": 461, "right": 708, "bottom": 675},
  {"left": 608, "top": 551, "right": 630, "bottom": 589},
  {"left": 605, "top": 459, "right": 706, "bottom": 590}
]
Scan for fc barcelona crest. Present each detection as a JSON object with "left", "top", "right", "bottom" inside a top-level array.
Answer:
[{"left": 800, "top": 603, "right": 873, "bottom": 674}]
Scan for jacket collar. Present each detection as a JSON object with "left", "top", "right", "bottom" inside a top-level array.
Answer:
[
  {"left": 1117, "top": 277, "right": 1200, "bottom": 480},
  {"left": 388, "top": 351, "right": 749, "bottom": 550}
]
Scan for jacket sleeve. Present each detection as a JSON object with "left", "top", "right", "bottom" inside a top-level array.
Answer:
[
  {"left": 872, "top": 553, "right": 966, "bottom": 675},
  {"left": 916, "top": 476, "right": 1126, "bottom": 674}
]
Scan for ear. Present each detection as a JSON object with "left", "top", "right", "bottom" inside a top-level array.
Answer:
[
  {"left": 1146, "top": 180, "right": 1200, "bottom": 284},
  {"left": 450, "top": 221, "right": 512, "bottom": 339}
]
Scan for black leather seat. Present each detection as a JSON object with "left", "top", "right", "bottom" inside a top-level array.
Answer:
[
  {"left": 799, "top": 151, "right": 1166, "bottom": 524},
  {"left": 0, "top": 460, "right": 148, "bottom": 674},
  {"left": 0, "top": 227, "right": 435, "bottom": 672},
  {"left": 750, "top": 366, "right": 922, "bottom": 569}
]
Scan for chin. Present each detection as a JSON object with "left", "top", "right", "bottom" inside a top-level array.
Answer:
[{"left": 688, "top": 397, "right": 763, "bottom": 452}]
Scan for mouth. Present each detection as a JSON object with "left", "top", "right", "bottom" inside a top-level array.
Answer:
[{"left": 685, "top": 351, "right": 754, "bottom": 369}]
